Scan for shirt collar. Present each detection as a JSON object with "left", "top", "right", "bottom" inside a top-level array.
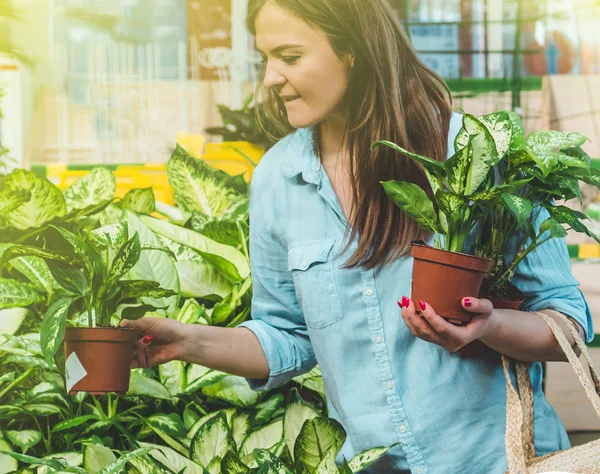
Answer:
[{"left": 280, "top": 127, "right": 322, "bottom": 185}]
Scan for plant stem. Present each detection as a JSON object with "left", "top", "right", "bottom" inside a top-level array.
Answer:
[
  {"left": 236, "top": 221, "right": 249, "bottom": 262},
  {"left": 496, "top": 236, "right": 552, "bottom": 288},
  {"left": 0, "top": 367, "right": 36, "bottom": 401}
]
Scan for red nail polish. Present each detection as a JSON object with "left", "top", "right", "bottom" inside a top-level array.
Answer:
[
  {"left": 464, "top": 298, "right": 472, "bottom": 308},
  {"left": 402, "top": 296, "right": 410, "bottom": 308},
  {"left": 397, "top": 301, "right": 404, "bottom": 308},
  {"left": 142, "top": 335, "right": 154, "bottom": 344},
  {"left": 419, "top": 300, "right": 426, "bottom": 311}
]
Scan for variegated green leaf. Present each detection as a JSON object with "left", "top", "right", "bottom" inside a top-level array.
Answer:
[
  {"left": 539, "top": 218, "right": 568, "bottom": 240},
  {"left": 347, "top": 446, "right": 395, "bottom": 472},
  {"left": 89, "top": 223, "right": 128, "bottom": 249},
  {"left": 545, "top": 206, "right": 597, "bottom": 241},
  {"left": 467, "top": 111, "right": 513, "bottom": 159},
  {"left": 5, "top": 430, "right": 41, "bottom": 453},
  {"left": 126, "top": 211, "right": 180, "bottom": 309},
  {"left": 63, "top": 167, "right": 116, "bottom": 212},
  {"left": 53, "top": 415, "right": 99, "bottom": 432},
  {"left": 0, "top": 169, "right": 67, "bottom": 230},
  {"left": 501, "top": 194, "right": 533, "bottom": 227},
  {"left": 239, "top": 419, "right": 284, "bottom": 458},
  {"left": 2, "top": 244, "right": 73, "bottom": 270},
  {"left": 190, "top": 412, "right": 235, "bottom": 468},
  {"left": 106, "top": 232, "right": 141, "bottom": 286},
  {"left": 9, "top": 254, "right": 56, "bottom": 294},
  {"left": 469, "top": 179, "right": 530, "bottom": 202},
  {"left": 313, "top": 446, "right": 339, "bottom": 474},
  {"left": 147, "top": 414, "right": 187, "bottom": 438},
  {"left": 253, "top": 449, "right": 293, "bottom": 474},
  {"left": 294, "top": 418, "right": 346, "bottom": 473},
  {"left": 175, "top": 259, "right": 233, "bottom": 299},
  {"left": 202, "top": 376, "right": 259, "bottom": 407},
  {"left": 463, "top": 114, "right": 499, "bottom": 194},
  {"left": 40, "top": 297, "right": 74, "bottom": 365},
  {"left": 83, "top": 443, "right": 117, "bottom": 474},
  {"left": 0, "top": 308, "right": 32, "bottom": 339},
  {"left": 127, "top": 370, "right": 172, "bottom": 399},
  {"left": 118, "top": 187, "right": 155, "bottom": 214},
  {"left": 525, "top": 131, "right": 588, "bottom": 177},
  {"left": 445, "top": 141, "right": 471, "bottom": 194},
  {"left": 138, "top": 441, "right": 204, "bottom": 474},
  {"left": 436, "top": 191, "right": 464, "bottom": 217},
  {"left": 559, "top": 146, "right": 591, "bottom": 169},
  {"left": 140, "top": 214, "right": 248, "bottom": 284},
  {"left": 37, "top": 452, "right": 85, "bottom": 474},
  {"left": 23, "top": 403, "right": 64, "bottom": 416},
  {"left": 96, "top": 447, "right": 152, "bottom": 474},
  {"left": 381, "top": 181, "right": 439, "bottom": 233},
  {"left": 0, "top": 279, "right": 43, "bottom": 309},
  {"left": 0, "top": 440, "right": 18, "bottom": 473},
  {"left": 158, "top": 360, "right": 187, "bottom": 397},
  {"left": 0, "top": 187, "right": 30, "bottom": 216},
  {"left": 221, "top": 451, "right": 248, "bottom": 474}
]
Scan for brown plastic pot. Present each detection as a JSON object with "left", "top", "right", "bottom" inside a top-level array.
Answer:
[
  {"left": 63, "top": 327, "right": 138, "bottom": 395},
  {"left": 458, "top": 283, "right": 525, "bottom": 358},
  {"left": 481, "top": 283, "right": 525, "bottom": 311},
  {"left": 411, "top": 242, "right": 492, "bottom": 323}
]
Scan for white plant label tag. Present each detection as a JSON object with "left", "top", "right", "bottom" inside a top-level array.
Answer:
[{"left": 65, "top": 352, "right": 87, "bottom": 393}]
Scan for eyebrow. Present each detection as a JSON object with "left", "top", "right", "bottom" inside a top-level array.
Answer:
[{"left": 257, "top": 44, "right": 304, "bottom": 55}]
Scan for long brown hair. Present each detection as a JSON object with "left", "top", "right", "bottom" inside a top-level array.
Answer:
[{"left": 247, "top": 0, "right": 453, "bottom": 269}]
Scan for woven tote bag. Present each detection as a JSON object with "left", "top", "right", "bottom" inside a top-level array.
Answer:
[{"left": 504, "top": 309, "right": 600, "bottom": 473}]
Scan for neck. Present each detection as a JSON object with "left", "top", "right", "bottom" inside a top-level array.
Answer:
[{"left": 317, "top": 111, "right": 348, "bottom": 165}]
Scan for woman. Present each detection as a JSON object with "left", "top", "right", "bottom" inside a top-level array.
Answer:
[{"left": 122, "top": 1, "right": 592, "bottom": 472}]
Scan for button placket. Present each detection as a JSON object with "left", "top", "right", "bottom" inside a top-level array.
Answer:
[{"left": 360, "top": 269, "right": 429, "bottom": 472}]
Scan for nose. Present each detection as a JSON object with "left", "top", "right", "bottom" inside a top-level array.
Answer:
[{"left": 263, "top": 63, "right": 286, "bottom": 89}]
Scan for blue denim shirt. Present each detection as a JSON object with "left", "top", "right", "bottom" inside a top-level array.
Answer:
[{"left": 239, "top": 113, "right": 593, "bottom": 473}]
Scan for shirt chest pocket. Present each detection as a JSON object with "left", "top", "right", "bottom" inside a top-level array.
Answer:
[{"left": 287, "top": 239, "right": 343, "bottom": 329}]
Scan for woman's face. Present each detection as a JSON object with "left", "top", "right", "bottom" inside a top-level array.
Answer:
[{"left": 255, "top": 1, "right": 352, "bottom": 129}]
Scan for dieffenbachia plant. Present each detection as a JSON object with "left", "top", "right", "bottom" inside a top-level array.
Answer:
[
  {"left": 374, "top": 112, "right": 531, "bottom": 254},
  {"left": 374, "top": 111, "right": 600, "bottom": 299},
  {"left": 1, "top": 223, "right": 176, "bottom": 365}
]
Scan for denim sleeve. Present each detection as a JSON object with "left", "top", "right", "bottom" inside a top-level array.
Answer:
[
  {"left": 237, "top": 166, "right": 317, "bottom": 391},
  {"left": 507, "top": 206, "right": 594, "bottom": 343}
]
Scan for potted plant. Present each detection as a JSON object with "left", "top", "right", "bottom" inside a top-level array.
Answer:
[
  {"left": 374, "top": 111, "right": 600, "bottom": 322},
  {"left": 1, "top": 223, "right": 175, "bottom": 395},
  {"left": 470, "top": 114, "right": 600, "bottom": 309}
]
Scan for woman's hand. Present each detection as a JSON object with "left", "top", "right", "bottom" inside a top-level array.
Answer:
[
  {"left": 120, "top": 317, "right": 189, "bottom": 369},
  {"left": 398, "top": 296, "right": 498, "bottom": 352}
]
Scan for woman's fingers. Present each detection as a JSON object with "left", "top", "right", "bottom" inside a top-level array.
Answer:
[
  {"left": 400, "top": 297, "right": 436, "bottom": 342},
  {"left": 130, "top": 333, "right": 154, "bottom": 369},
  {"left": 462, "top": 297, "right": 493, "bottom": 314}
]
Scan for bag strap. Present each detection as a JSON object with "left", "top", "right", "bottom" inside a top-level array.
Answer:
[{"left": 504, "top": 310, "right": 600, "bottom": 472}]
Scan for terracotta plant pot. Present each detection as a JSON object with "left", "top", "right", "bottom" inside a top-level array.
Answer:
[
  {"left": 458, "top": 284, "right": 525, "bottom": 358},
  {"left": 481, "top": 283, "right": 525, "bottom": 311},
  {"left": 63, "top": 327, "right": 138, "bottom": 395},
  {"left": 411, "top": 242, "right": 493, "bottom": 323}
]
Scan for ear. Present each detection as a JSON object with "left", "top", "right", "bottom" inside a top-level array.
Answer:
[{"left": 343, "top": 51, "right": 355, "bottom": 68}]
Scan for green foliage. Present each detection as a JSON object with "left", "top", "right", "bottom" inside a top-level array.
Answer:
[
  {"left": 376, "top": 111, "right": 600, "bottom": 298},
  {"left": 0, "top": 148, "right": 391, "bottom": 473}
]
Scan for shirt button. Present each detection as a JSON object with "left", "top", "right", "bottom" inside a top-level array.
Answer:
[
  {"left": 399, "top": 425, "right": 407, "bottom": 433},
  {"left": 416, "top": 467, "right": 424, "bottom": 474},
  {"left": 386, "top": 381, "right": 393, "bottom": 390},
  {"left": 365, "top": 288, "right": 373, "bottom": 296},
  {"left": 376, "top": 335, "right": 383, "bottom": 344},
  {"left": 301, "top": 260, "right": 308, "bottom": 269}
]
